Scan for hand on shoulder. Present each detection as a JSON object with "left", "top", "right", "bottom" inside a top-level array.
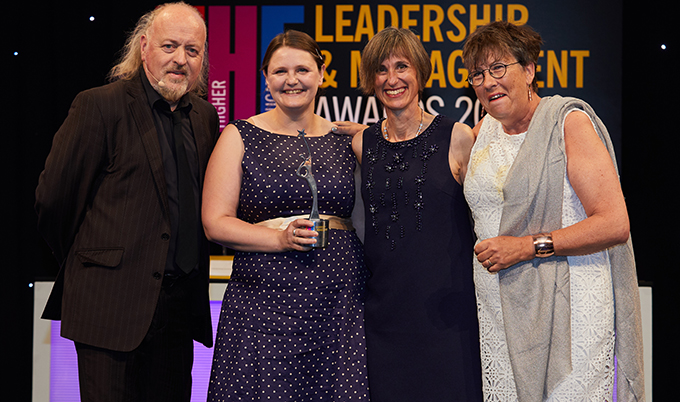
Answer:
[{"left": 331, "top": 121, "right": 369, "bottom": 136}]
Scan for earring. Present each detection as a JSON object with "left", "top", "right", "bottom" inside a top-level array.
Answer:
[{"left": 528, "top": 87, "right": 533, "bottom": 102}]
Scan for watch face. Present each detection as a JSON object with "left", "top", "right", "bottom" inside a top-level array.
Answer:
[{"left": 533, "top": 234, "right": 554, "bottom": 257}]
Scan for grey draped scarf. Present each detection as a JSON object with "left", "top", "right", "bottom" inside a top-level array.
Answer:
[{"left": 497, "top": 95, "right": 645, "bottom": 401}]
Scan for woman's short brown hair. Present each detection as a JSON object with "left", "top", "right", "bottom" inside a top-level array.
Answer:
[
  {"left": 260, "top": 30, "right": 325, "bottom": 102},
  {"left": 359, "top": 27, "right": 432, "bottom": 97},
  {"left": 261, "top": 30, "right": 324, "bottom": 74},
  {"left": 462, "top": 21, "right": 543, "bottom": 92}
]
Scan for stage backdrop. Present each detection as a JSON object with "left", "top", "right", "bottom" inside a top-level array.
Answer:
[{"left": 201, "top": 0, "right": 622, "bottom": 162}]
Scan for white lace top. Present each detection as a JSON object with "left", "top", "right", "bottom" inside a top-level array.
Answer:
[{"left": 464, "top": 111, "right": 615, "bottom": 401}]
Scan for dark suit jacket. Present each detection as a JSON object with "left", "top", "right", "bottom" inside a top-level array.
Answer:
[{"left": 35, "top": 74, "right": 219, "bottom": 351}]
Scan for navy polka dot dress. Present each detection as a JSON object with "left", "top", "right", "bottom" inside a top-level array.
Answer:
[{"left": 207, "top": 120, "right": 370, "bottom": 401}]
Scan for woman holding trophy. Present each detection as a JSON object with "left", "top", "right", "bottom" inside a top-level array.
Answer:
[{"left": 202, "top": 30, "right": 369, "bottom": 401}]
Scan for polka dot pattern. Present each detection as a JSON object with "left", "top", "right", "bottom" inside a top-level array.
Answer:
[
  {"left": 236, "top": 121, "right": 356, "bottom": 223},
  {"left": 208, "top": 121, "right": 370, "bottom": 401}
]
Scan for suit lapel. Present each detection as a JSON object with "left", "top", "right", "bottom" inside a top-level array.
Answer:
[
  {"left": 125, "top": 77, "right": 171, "bottom": 217},
  {"left": 188, "top": 97, "right": 211, "bottom": 188}
]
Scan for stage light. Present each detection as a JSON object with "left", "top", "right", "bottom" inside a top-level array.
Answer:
[
  {"left": 661, "top": 44, "right": 667, "bottom": 50},
  {"left": 89, "top": 16, "right": 95, "bottom": 22}
]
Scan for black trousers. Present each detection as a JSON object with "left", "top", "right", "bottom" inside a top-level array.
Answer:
[{"left": 75, "top": 274, "right": 196, "bottom": 402}]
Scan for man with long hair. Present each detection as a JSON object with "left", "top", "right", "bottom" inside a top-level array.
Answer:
[{"left": 35, "top": 3, "right": 219, "bottom": 401}]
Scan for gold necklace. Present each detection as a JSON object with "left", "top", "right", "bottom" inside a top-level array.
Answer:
[{"left": 383, "top": 107, "right": 424, "bottom": 141}]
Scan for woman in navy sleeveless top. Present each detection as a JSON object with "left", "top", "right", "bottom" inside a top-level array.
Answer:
[{"left": 351, "top": 27, "right": 483, "bottom": 402}]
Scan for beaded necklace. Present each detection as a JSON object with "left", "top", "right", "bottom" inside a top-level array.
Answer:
[
  {"left": 382, "top": 107, "right": 424, "bottom": 141},
  {"left": 365, "top": 115, "right": 441, "bottom": 250}
]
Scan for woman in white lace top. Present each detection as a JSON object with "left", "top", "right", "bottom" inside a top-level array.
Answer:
[{"left": 460, "top": 21, "right": 645, "bottom": 402}]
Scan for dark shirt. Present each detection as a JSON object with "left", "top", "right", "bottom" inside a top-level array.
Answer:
[{"left": 140, "top": 71, "right": 200, "bottom": 275}]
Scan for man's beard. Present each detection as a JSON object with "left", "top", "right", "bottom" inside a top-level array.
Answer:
[{"left": 152, "top": 74, "right": 191, "bottom": 104}]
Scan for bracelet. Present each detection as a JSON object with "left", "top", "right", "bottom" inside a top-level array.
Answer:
[{"left": 532, "top": 233, "right": 554, "bottom": 258}]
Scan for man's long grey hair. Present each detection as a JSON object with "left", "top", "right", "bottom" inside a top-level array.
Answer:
[{"left": 107, "top": 2, "right": 209, "bottom": 97}]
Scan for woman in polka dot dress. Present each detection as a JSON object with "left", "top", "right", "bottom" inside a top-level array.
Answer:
[{"left": 202, "top": 30, "right": 369, "bottom": 401}]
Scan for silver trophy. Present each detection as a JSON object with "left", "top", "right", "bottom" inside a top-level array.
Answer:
[{"left": 296, "top": 129, "right": 329, "bottom": 248}]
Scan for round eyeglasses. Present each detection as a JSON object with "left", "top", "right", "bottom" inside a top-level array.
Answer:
[{"left": 467, "top": 62, "right": 520, "bottom": 87}]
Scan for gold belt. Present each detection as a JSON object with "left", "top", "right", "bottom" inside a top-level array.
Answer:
[{"left": 254, "top": 214, "right": 354, "bottom": 231}]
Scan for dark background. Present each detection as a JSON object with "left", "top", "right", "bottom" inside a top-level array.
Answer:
[{"left": 5, "top": 1, "right": 675, "bottom": 400}]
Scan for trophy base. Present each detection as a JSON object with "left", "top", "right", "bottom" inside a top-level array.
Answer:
[{"left": 309, "top": 218, "right": 329, "bottom": 248}]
